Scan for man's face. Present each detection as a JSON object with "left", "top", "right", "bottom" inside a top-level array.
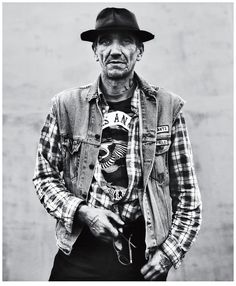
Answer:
[{"left": 93, "top": 32, "right": 143, "bottom": 79}]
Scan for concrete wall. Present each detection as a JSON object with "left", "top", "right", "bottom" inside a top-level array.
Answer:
[{"left": 3, "top": 2, "right": 233, "bottom": 281}]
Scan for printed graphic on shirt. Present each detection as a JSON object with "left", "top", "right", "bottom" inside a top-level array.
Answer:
[
  {"left": 98, "top": 110, "right": 132, "bottom": 200},
  {"left": 102, "top": 111, "right": 132, "bottom": 130}
]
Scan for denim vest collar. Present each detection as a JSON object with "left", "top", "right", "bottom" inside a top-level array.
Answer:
[{"left": 86, "top": 72, "right": 159, "bottom": 102}]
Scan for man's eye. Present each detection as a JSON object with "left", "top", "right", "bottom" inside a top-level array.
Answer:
[
  {"left": 99, "top": 39, "right": 111, "bottom": 45},
  {"left": 122, "top": 38, "right": 133, "bottom": 44}
]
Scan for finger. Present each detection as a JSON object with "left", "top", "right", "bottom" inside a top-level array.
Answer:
[
  {"left": 141, "top": 263, "right": 152, "bottom": 276},
  {"left": 149, "top": 272, "right": 163, "bottom": 281},
  {"left": 106, "top": 211, "right": 124, "bottom": 226},
  {"left": 143, "top": 267, "right": 156, "bottom": 280},
  {"left": 100, "top": 217, "right": 119, "bottom": 238},
  {"left": 90, "top": 223, "right": 114, "bottom": 242},
  {"left": 106, "top": 221, "right": 119, "bottom": 238},
  {"left": 144, "top": 267, "right": 162, "bottom": 281}
]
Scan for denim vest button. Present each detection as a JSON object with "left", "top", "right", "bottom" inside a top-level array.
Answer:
[
  {"left": 89, "top": 164, "right": 95, "bottom": 169},
  {"left": 95, "top": 134, "right": 100, "bottom": 140},
  {"left": 82, "top": 193, "right": 87, "bottom": 199}
]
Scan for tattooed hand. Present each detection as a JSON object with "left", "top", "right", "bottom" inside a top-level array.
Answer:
[
  {"left": 77, "top": 205, "right": 124, "bottom": 243},
  {"left": 141, "top": 248, "right": 172, "bottom": 280}
]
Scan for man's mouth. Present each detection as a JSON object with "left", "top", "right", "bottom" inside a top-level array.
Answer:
[{"left": 107, "top": 61, "right": 126, "bottom": 64}]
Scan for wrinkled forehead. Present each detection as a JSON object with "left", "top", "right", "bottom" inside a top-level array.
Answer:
[{"left": 95, "top": 30, "right": 140, "bottom": 43}]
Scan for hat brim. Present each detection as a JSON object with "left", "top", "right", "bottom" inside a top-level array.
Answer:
[{"left": 80, "top": 28, "right": 155, "bottom": 43}]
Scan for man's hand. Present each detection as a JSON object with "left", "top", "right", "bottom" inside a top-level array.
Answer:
[
  {"left": 77, "top": 205, "right": 124, "bottom": 242},
  {"left": 141, "top": 248, "right": 172, "bottom": 280}
]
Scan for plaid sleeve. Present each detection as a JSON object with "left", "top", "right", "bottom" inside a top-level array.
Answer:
[
  {"left": 32, "top": 107, "right": 83, "bottom": 233},
  {"left": 160, "top": 112, "right": 202, "bottom": 269}
]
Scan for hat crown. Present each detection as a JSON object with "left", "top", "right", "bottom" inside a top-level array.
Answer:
[{"left": 95, "top": 7, "right": 140, "bottom": 31}]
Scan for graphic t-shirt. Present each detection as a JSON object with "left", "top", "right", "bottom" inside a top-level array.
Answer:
[
  {"left": 88, "top": 88, "right": 143, "bottom": 222},
  {"left": 98, "top": 97, "right": 133, "bottom": 201}
]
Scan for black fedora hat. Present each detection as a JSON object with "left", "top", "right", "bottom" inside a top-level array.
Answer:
[{"left": 81, "top": 7, "right": 155, "bottom": 43}]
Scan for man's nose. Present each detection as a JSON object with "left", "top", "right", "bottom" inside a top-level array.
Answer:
[{"left": 110, "top": 41, "right": 122, "bottom": 56}]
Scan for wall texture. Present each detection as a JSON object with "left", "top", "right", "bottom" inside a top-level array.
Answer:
[{"left": 3, "top": 2, "right": 233, "bottom": 281}]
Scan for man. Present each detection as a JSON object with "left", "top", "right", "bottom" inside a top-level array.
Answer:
[{"left": 33, "top": 7, "right": 202, "bottom": 281}]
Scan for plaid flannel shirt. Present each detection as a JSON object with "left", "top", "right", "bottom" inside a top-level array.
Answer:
[
  {"left": 160, "top": 113, "right": 202, "bottom": 268},
  {"left": 33, "top": 90, "right": 201, "bottom": 268}
]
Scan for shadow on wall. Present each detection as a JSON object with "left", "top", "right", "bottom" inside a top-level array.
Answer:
[{"left": 3, "top": 2, "right": 233, "bottom": 281}]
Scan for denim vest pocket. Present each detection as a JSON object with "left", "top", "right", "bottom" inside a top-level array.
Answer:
[
  {"left": 61, "top": 137, "right": 82, "bottom": 181},
  {"left": 150, "top": 135, "right": 171, "bottom": 185}
]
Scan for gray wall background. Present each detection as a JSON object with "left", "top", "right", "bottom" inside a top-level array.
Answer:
[{"left": 3, "top": 2, "right": 233, "bottom": 281}]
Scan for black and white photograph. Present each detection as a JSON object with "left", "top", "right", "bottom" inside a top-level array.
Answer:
[{"left": 2, "top": 1, "right": 234, "bottom": 281}]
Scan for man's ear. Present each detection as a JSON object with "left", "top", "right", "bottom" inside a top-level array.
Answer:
[{"left": 136, "top": 43, "right": 144, "bottom": 61}]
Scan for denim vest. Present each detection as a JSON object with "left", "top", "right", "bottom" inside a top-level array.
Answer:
[{"left": 52, "top": 73, "right": 184, "bottom": 256}]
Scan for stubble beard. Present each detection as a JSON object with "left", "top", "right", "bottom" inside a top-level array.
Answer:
[{"left": 105, "top": 66, "right": 132, "bottom": 80}]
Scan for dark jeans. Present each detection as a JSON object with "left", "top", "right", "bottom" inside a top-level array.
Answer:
[{"left": 49, "top": 217, "right": 168, "bottom": 281}]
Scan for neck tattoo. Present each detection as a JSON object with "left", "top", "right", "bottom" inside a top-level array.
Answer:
[{"left": 122, "top": 78, "right": 134, "bottom": 93}]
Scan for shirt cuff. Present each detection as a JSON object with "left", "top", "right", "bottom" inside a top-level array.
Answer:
[
  {"left": 160, "top": 235, "right": 185, "bottom": 269},
  {"left": 62, "top": 196, "right": 85, "bottom": 234}
]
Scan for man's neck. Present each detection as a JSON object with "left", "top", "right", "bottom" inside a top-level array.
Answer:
[{"left": 100, "top": 73, "right": 135, "bottom": 103}]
